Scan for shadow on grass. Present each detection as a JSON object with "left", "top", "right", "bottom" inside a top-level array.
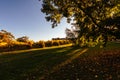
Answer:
[
  {"left": 0, "top": 46, "right": 84, "bottom": 80},
  {"left": 1, "top": 42, "right": 119, "bottom": 80},
  {"left": 45, "top": 42, "right": 120, "bottom": 80}
]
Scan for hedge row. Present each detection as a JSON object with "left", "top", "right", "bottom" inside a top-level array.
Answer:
[
  {"left": 0, "top": 40, "right": 71, "bottom": 52},
  {"left": 33, "top": 40, "right": 71, "bottom": 48},
  {"left": 0, "top": 42, "right": 31, "bottom": 52}
]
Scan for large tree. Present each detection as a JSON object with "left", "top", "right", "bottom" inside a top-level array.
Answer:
[{"left": 40, "top": 0, "right": 120, "bottom": 47}]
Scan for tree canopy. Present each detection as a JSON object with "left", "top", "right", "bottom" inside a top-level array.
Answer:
[
  {"left": 40, "top": 0, "right": 120, "bottom": 47},
  {"left": 65, "top": 28, "right": 76, "bottom": 39},
  {"left": 16, "top": 36, "right": 29, "bottom": 42},
  {"left": 0, "top": 30, "right": 15, "bottom": 43}
]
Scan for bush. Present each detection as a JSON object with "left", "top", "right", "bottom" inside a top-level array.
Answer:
[
  {"left": 63, "top": 40, "right": 71, "bottom": 44},
  {"left": 38, "top": 41, "right": 45, "bottom": 48},
  {"left": 52, "top": 40, "right": 60, "bottom": 46},
  {"left": 0, "top": 41, "right": 31, "bottom": 52},
  {"left": 0, "top": 39, "right": 72, "bottom": 52},
  {"left": 33, "top": 42, "right": 39, "bottom": 48},
  {"left": 27, "top": 40, "right": 34, "bottom": 48},
  {"left": 10, "top": 42, "right": 31, "bottom": 50},
  {"left": 59, "top": 40, "right": 65, "bottom": 45},
  {"left": 45, "top": 40, "right": 53, "bottom": 47},
  {"left": 33, "top": 41, "right": 45, "bottom": 48}
]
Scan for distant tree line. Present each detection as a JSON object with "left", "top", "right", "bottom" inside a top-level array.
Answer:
[{"left": 0, "top": 30, "right": 71, "bottom": 52}]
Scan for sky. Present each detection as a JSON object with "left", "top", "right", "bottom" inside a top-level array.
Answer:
[{"left": 0, "top": 0, "right": 71, "bottom": 41}]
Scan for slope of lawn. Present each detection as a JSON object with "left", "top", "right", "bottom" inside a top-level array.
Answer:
[
  {"left": 0, "top": 42, "right": 120, "bottom": 80},
  {"left": 45, "top": 42, "right": 120, "bottom": 80}
]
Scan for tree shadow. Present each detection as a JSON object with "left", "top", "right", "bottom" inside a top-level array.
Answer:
[{"left": 0, "top": 46, "right": 84, "bottom": 80}]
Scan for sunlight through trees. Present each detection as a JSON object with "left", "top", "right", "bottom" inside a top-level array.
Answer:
[{"left": 40, "top": 0, "right": 120, "bottom": 47}]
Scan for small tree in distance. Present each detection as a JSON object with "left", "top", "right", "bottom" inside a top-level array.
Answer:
[
  {"left": 0, "top": 29, "right": 15, "bottom": 43},
  {"left": 16, "top": 36, "right": 29, "bottom": 43}
]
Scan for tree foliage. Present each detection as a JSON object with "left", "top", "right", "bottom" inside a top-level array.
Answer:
[
  {"left": 16, "top": 36, "right": 29, "bottom": 42},
  {"left": 40, "top": 0, "right": 120, "bottom": 47},
  {"left": 65, "top": 28, "right": 76, "bottom": 39},
  {"left": 0, "top": 30, "right": 15, "bottom": 43}
]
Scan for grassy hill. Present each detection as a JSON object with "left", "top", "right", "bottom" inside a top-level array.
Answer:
[{"left": 0, "top": 42, "right": 120, "bottom": 80}]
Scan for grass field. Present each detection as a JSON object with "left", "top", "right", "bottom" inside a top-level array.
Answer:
[{"left": 0, "top": 42, "right": 120, "bottom": 80}]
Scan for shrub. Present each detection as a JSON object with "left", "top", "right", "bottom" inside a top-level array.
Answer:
[
  {"left": 27, "top": 40, "right": 34, "bottom": 48},
  {"left": 33, "top": 42, "right": 39, "bottom": 48},
  {"left": 59, "top": 40, "right": 64, "bottom": 45},
  {"left": 0, "top": 41, "right": 31, "bottom": 52},
  {"left": 10, "top": 42, "right": 31, "bottom": 50},
  {"left": 0, "top": 39, "right": 72, "bottom": 52},
  {"left": 33, "top": 41, "right": 45, "bottom": 48},
  {"left": 62, "top": 40, "right": 70, "bottom": 44},
  {"left": 45, "top": 40, "right": 53, "bottom": 47},
  {"left": 52, "top": 40, "right": 60, "bottom": 46},
  {"left": 38, "top": 41, "right": 45, "bottom": 48}
]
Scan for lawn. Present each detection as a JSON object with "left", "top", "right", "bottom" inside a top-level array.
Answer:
[{"left": 0, "top": 43, "right": 120, "bottom": 80}]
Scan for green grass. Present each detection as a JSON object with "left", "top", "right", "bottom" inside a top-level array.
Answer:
[{"left": 0, "top": 42, "right": 120, "bottom": 80}]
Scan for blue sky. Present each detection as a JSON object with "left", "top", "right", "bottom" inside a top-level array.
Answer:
[{"left": 0, "top": 0, "right": 71, "bottom": 41}]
